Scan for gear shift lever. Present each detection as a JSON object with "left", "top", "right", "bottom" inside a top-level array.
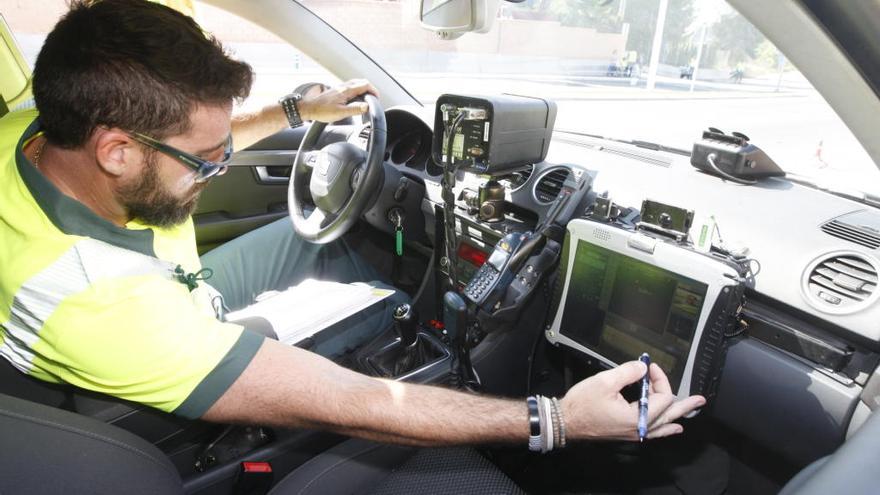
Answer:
[
  {"left": 363, "top": 303, "right": 448, "bottom": 379},
  {"left": 393, "top": 303, "right": 417, "bottom": 347},
  {"left": 389, "top": 303, "right": 425, "bottom": 377}
]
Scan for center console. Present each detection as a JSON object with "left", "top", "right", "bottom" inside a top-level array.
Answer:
[{"left": 447, "top": 218, "right": 505, "bottom": 289}]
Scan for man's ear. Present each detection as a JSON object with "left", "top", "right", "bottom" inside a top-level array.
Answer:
[{"left": 93, "top": 128, "right": 140, "bottom": 177}]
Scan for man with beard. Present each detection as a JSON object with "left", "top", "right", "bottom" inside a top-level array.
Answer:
[{"left": 0, "top": 0, "right": 703, "bottom": 480}]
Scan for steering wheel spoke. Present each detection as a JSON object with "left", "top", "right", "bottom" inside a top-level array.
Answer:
[
  {"left": 300, "top": 150, "right": 320, "bottom": 169},
  {"left": 348, "top": 123, "right": 372, "bottom": 151},
  {"left": 301, "top": 208, "right": 334, "bottom": 236}
]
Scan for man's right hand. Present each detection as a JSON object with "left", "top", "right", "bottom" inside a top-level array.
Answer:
[
  {"left": 297, "top": 79, "right": 379, "bottom": 123},
  {"left": 560, "top": 361, "right": 706, "bottom": 442},
  {"left": 205, "top": 339, "right": 705, "bottom": 448}
]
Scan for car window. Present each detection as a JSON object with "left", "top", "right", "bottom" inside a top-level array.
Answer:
[
  {"left": 304, "top": 0, "right": 880, "bottom": 196},
  {"left": 0, "top": 0, "right": 340, "bottom": 114},
  {"left": 191, "top": 1, "right": 339, "bottom": 113}
]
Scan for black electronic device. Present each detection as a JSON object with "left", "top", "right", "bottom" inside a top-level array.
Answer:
[
  {"left": 464, "top": 166, "right": 590, "bottom": 310},
  {"left": 463, "top": 231, "right": 533, "bottom": 306},
  {"left": 443, "top": 291, "right": 468, "bottom": 345},
  {"left": 432, "top": 93, "right": 557, "bottom": 176},
  {"left": 443, "top": 290, "right": 479, "bottom": 388},
  {"left": 546, "top": 218, "right": 745, "bottom": 403},
  {"left": 451, "top": 237, "right": 497, "bottom": 285},
  {"left": 691, "top": 128, "right": 784, "bottom": 184}
]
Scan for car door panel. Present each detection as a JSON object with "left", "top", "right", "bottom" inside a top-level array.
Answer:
[{"left": 193, "top": 127, "right": 308, "bottom": 252}]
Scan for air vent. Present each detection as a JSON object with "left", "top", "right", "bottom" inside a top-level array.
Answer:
[
  {"left": 500, "top": 165, "right": 533, "bottom": 191},
  {"left": 533, "top": 167, "right": 571, "bottom": 204},
  {"left": 821, "top": 219, "right": 880, "bottom": 249},
  {"left": 803, "top": 253, "right": 879, "bottom": 313},
  {"left": 358, "top": 125, "right": 372, "bottom": 141}
]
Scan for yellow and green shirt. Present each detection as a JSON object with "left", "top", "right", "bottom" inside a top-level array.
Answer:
[{"left": 0, "top": 110, "right": 263, "bottom": 419}]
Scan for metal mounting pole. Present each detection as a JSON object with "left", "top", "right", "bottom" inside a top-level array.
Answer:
[{"left": 646, "top": 0, "right": 669, "bottom": 91}]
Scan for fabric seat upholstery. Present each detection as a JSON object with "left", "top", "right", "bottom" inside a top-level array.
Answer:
[
  {"left": 270, "top": 438, "right": 525, "bottom": 495},
  {"left": 0, "top": 393, "right": 182, "bottom": 495},
  {"left": 0, "top": 391, "right": 523, "bottom": 495}
]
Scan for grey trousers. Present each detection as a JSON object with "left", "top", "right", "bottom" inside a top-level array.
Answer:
[{"left": 201, "top": 218, "right": 409, "bottom": 358}]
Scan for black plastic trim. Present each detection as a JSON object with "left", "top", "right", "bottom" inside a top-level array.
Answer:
[
  {"left": 799, "top": 1, "right": 880, "bottom": 100},
  {"left": 745, "top": 290, "right": 880, "bottom": 353},
  {"left": 744, "top": 303, "right": 854, "bottom": 373}
]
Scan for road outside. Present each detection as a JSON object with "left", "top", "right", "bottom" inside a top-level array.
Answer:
[
  {"left": 217, "top": 34, "right": 880, "bottom": 196},
  {"left": 335, "top": 69, "right": 879, "bottom": 195},
  {"left": 4, "top": 0, "right": 878, "bottom": 197}
]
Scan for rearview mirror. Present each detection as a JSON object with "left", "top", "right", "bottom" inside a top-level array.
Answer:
[{"left": 419, "top": 0, "right": 501, "bottom": 40}]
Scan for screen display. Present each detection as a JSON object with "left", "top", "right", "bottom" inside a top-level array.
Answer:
[
  {"left": 559, "top": 240, "right": 708, "bottom": 389},
  {"left": 487, "top": 248, "right": 509, "bottom": 271}
]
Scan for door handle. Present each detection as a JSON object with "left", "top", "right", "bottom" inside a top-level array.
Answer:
[{"left": 254, "top": 166, "right": 290, "bottom": 184}]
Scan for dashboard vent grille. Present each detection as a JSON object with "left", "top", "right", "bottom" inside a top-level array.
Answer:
[
  {"left": 821, "top": 220, "right": 880, "bottom": 249},
  {"left": 805, "top": 254, "right": 878, "bottom": 310},
  {"left": 358, "top": 125, "right": 372, "bottom": 141},
  {"left": 534, "top": 167, "right": 571, "bottom": 203},
  {"left": 500, "top": 165, "right": 533, "bottom": 191}
]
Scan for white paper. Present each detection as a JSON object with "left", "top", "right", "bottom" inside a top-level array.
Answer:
[{"left": 226, "top": 279, "right": 394, "bottom": 345}]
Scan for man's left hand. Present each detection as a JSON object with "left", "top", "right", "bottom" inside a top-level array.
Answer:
[{"left": 298, "top": 79, "right": 379, "bottom": 123}]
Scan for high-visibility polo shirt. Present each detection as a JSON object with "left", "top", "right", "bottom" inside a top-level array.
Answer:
[{"left": 0, "top": 110, "right": 264, "bottom": 419}]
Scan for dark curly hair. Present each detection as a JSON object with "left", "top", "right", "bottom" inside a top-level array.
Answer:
[{"left": 32, "top": 0, "right": 253, "bottom": 148}]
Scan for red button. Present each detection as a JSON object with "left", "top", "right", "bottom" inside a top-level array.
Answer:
[{"left": 242, "top": 462, "right": 272, "bottom": 473}]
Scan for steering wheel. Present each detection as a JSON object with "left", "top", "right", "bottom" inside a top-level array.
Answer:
[{"left": 288, "top": 94, "right": 386, "bottom": 244}]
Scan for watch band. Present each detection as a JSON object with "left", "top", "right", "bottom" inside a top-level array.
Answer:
[{"left": 279, "top": 92, "right": 304, "bottom": 128}]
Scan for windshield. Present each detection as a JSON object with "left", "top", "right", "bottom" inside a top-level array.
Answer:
[{"left": 305, "top": 0, "right": 880, "bottom": 195}]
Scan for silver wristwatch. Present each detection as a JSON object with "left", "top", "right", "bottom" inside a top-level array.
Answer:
[{"left": 279, "top": 92, "right": 304, "bottom": 128}]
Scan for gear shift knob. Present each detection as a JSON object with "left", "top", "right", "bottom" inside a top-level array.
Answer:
[{"left": 392, "top": 303, "right": 418, "bottom": 347}]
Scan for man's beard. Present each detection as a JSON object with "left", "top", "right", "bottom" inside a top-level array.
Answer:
[{"left": 120, "top": 154, "right": 206, "bottom": 228}]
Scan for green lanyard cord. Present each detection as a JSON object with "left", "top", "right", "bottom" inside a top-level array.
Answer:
[{"left": 174, "top": 265, "right": 213, "bottom": 291}]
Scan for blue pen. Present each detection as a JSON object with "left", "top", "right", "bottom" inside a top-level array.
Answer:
[{"left": 637, "top": 353, "right": 650, "bottom": 442}]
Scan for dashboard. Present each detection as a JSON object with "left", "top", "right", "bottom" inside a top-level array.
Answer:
[
  {"left": 372, "top": 104, "right": 880, "bottom": 467},
  {"left": 381, "top": 105, "right": 880, "bottom": 346},
  {"left": 385, "top": 111, "right": 441, "bottom": 177}
]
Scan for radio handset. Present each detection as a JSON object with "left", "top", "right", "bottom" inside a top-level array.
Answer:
[
  {"left": 463, "top": 231, "right": 534, "bottom": 307},
  {"left": 463, "top": 169, "right": 589, "bottom": 311}
]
